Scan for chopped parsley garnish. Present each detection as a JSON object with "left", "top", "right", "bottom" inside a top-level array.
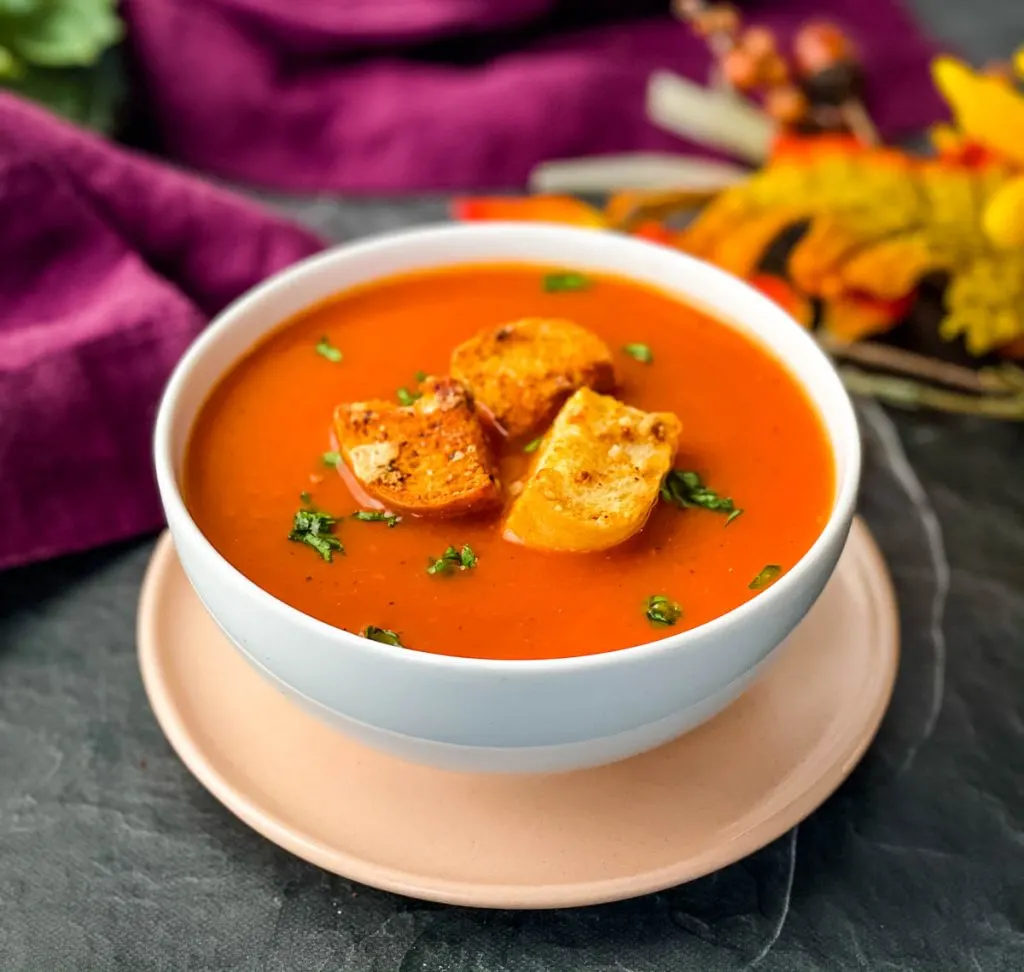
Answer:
[
  {"left": 661, "top": 470, "right": 743, "bottom": 523},
  {"left": 352, "top": 510, "right": 402, "bottom": 528},
  {"left": 397, "top": 371, "right": 428, "bottom": 406},
  {"left": 543, "top": 270, "right": 592, "bottom": 293},
  {"left": 361, "top": 625, "right": 403, "bottom": 647},
  {"left": 288, "top": 508, "right": 344, "bottom": 561},
  {"left": 749, "top": 565, "right": 782, "bottom": 590},
  {"left": 523, "top": 437, "right": 543, "bottom": 454},
  {"left": 299, "top": 491, "right": 313, "bottom": 506},
  {"left": 315, "top": 336, "right": 343, "bottom": 363},
  {"left": 645, "top": 595, "right": 682, "bottom": 627},
  {"left": 426, "top": 544, "right": 478, "bottom": 575},
  {"left": 321, "top": 450, "right": 341, "bottom": 467},
  {"left": 623, "top": 342, "right": 654, "bottom": 364},
  {"left": 396, "top": 386, "right": 422, "bottom": 407}
]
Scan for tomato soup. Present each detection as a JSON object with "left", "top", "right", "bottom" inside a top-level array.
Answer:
[{"left": 184, "top": 264, "right": 834, "bottom": 660}]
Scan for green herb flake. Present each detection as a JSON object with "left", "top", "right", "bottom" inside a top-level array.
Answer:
[
  {"left": 396, "top": 386, "right": 422, "bottom": 407},
  {"left": 749, "top": 565, "right": 782, "bottom": 590},
  {"left": 299, "top": 491, "right": 313, "bottom": 506},
  {"left": 623, "top": 342, "right": 654, "bottom": 364},
  {"left": 523, "top": 437, "right": 543, "bottom": 454},
  {"left": 660, "top": 469, "right": 742, "bottom": 523},
  {"left": 361, "top": 625, "right": 404, "bottom": 647},
  {"left": 543, "top": 270, "right": 592, "bottom": 293},
  {"left": 315, "top": 336, "right": 343, "bottom": 363},
  {"left": 645, "top": 595, "right": 682, "bottom": 627},
  {"left": 321, "top": 450, "right": 341, "bottom": 467},
  {"left": 427, "top": 544, "right": 478, "bottom": 576},
  {"left": 288, "top": 508, "right": 344, "bottom": 562},
  {"left": 414, "top": 370, "right": 428, "bottom": 383},
  {"left": 352, "top": 510, "right": 402, "bottom": 528}
]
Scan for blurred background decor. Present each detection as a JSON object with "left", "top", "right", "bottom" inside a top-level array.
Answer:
[
  {"left": 1, "top": 4, "right": 1023, "bottom": 969},
  {"left": 0, "top": 0, "right": 125, "bottom": 132},
  {"left": 458, "top": 16, "right": 1024, "bottom": 421},
  {"left": 115, "top": 0, "right": 940, "bottom": 190}
]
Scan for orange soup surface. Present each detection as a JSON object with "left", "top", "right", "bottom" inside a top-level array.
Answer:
[{"left": 185, "top": 264, "right": 834, "bottom": 660}]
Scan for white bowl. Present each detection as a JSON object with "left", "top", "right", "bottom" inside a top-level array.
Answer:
[{"left": 154, "top": 223, "right": 860, "bottom": 774}]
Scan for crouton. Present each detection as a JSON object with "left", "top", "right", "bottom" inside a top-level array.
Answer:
[
  {"left": 503, "top": 388, "right": 681, "bottom": 552},
  {"left": 333, "top": 377, "right": 501, "bottom": 517},
  {"left": 450, "top": 318, "right": 615, "bottom": 438}
]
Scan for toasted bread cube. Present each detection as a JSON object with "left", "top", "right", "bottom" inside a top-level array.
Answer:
[
  {"left": 450, "top": 318, "right": 615, "bottom": 438},
  {"left": 504, "top": 388, "right": 681, "bottom": 552},
  {"left": 334, "top": 377, "right": 501, "bottom": 517}
]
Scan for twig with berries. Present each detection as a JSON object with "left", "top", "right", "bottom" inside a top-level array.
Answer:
[
  {"left": 672, "top": 0, "right": 742, "bottom": 90},
  {"left": 793, "top": 22, "right": 879, "bottom": 145},
  {"left": 672, "top": 4, "right": 879, "bottom": 144}
]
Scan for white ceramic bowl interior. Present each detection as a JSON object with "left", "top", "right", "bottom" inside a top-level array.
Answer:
[{"left": 154, "top": 223, "right": 860, "bottom": 774}]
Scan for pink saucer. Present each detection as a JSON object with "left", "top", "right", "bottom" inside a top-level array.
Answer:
[{"left": 138, "top": 517, "right": 897, "bottom": 909}]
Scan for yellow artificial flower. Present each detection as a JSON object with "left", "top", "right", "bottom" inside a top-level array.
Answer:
[
  {"left": 931, "top": 56, "right": 1024, "bottom": 167},
  {"left": 983, "top": 175, "right": 1024, "bottom": 249}
]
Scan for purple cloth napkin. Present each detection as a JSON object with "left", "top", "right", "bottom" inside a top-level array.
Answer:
[
  {"left": 123, "top": 0, "right": 943, "bottom": 191},
  {"left": 0, "top": 94, "right": 323, "bottom": 571}
]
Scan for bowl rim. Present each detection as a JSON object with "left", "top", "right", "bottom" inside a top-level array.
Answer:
[{"left": 154, "top": 221, "right": 861, "bottom": 676}]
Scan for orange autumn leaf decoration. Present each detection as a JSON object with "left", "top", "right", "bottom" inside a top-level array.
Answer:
[
  {"left": 678, "top": 122, "right": 1024, "bottom": 353},
  {"left": 748, "top": 274, "right": 813, "bottom": 328},
  {"left": 457, "top": 49, "right": 1024, "bottom": 357},
  {"left": 452, "top": 196, "right": 605, "bottom": 228},
  {"left": 631, "top": 220, "right": 675, "bottom": 245},
  {"left": 821, "top": 294, "right": 913, "bottom": 343}
]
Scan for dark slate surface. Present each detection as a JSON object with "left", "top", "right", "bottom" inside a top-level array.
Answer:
[{"left": 3, "top": 4, "right": 1024, "bottom": 964}]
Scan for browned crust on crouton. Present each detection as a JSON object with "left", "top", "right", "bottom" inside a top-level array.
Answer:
[
  {"left": 503, "top": 388, "right": 681, "bottom": 552},
  {"left": 333, "top": 377, "right": 501, "bottom": 517},
  {"left": 450, "top": 318, "right": 615, "bottom": 439}
]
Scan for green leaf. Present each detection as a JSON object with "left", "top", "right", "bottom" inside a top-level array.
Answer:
[
  {"left": 396, "top": 386, "right": 422, "bottom": 407},
  {"left": 2, "top": 46, "right": 124, "bottom": 132},
  {"left": 0, "top": 43, "right": 23, "bottom": 78},
  {"left": 426, "top": 543, "right": 477, "bottom": 576},
  {"left": 645, "top": 595, "right": 682, "bottom": 627},
  {"left": 623, "top": 343, "right": 654, "bottom": 364},
  {"left": 523, "top": 437, "right": 543, "bottom": 454},
  {"left": 660, "top": 470, "right": 742, "bottom": 523},
  {"left": 288, "top": 508, "right": 344, "bottom": 561},
  {"left": 2, "top": 0, "right": 123, "bottom": 68},
  {"left": 352, "top": 510, "right": 401, "bottom": 528},
  {"left": 0, "top": 2, "right": 46, "bottom": 18},
  {"left": 749, "top": 565, "right": 782, "bottom": 590},
  {"left": 315, "top": 336, "right": 342, "bottom": 362},
  {"left": 361, "top": 625, "right": 404, "bottom": 647},
  {"left": 543, "top": 270, "right": 592, "bottom": 293},
  {"left": 414, "top": 370, "right": 428, "bottom": 383},
  {"left": 321, "top": 450, "right": 341, "bottom": 467}
]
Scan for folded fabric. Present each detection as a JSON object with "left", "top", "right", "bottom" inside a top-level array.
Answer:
[
  {"left": 122, "top": 0, "right": 943, "bottom": 192},
  {"left": 0, "top": 94, "right": 324, "bottom": 571}
]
